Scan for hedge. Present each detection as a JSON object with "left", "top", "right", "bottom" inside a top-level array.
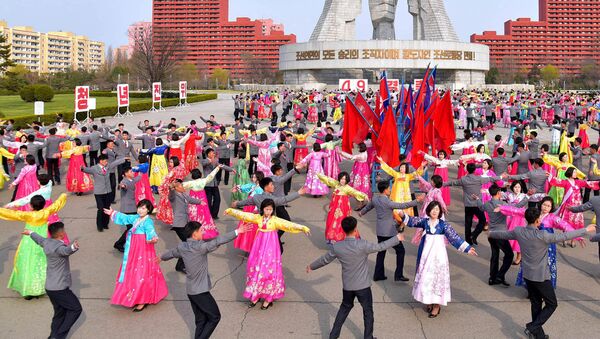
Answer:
[{"left": 11, "top": 93, "right": 217, "bottom": 128}]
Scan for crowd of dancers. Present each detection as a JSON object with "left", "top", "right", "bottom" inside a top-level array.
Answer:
[{"left": 1, "top": 88, "right": 600, "bottom": 339}]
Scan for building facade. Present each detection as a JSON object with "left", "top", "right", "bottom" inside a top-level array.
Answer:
[
  {"left": 0, "top": 20, "right": 105, "bottom": 74},
  {"left": 152, "top": 0, "right": 296, "bottom": 80},
  {"left": 470, "top": 0, "right": 600, "bottom": 76}
]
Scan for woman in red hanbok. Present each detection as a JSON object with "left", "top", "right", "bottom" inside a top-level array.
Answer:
[
  {"left": 133, "top": 154, "right": 155, "bottom": 207},
  {"left": 183, "top": 127, "right": 201, "bottom": 172},
  {"left": 58, "top": 138, "right": 93, "bottom": 196}
]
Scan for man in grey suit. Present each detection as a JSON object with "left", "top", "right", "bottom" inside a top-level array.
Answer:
[
  {"left": 88, "top": 125, "right": 102, "bottom": 166},
  {"left": 504, "top": 158, "right": 548, "bottom": 207},
  {"left": 569, "top": 196, "right": 600, "bottom": 261},
  {"left": 114, "top": 131, "right": 138, "bottom": 183},
  {"left": 24, "top": 222, "right": 82, "bottom": 339},
  {"left": 41, "top": 128, "right": 66, "bottom": 184},
  {"left": 113, "top": 167, "right": 143, "bottom": 252},
  {"left": 525, "top": 131, "right": 540, "bottom": 158},
  {"left": 444, "top": 163, "right": 502, "bottom": 245},
  {"left": 160, "top": 221, "right": 252, "bottom": 339},
  {"left": 515, "top": 143, "right": 532, "bottom": 175},
  {"left": 359, "top": 181, "right": 423, "bottom": 282},
  {"left": 169, "top": 179, "right": 206, "bottom": 273},
  {"left": 491, "top": 148, "right": 518, "bottom": 180},
  {"left": 308, "top": 216, "right": 405, "bottom": 339},
  {"left": 81, "top": 154, "right": 127, "bottom": 232},
  {"left": 201, "top": 150, "right": 235, "bottom": 219},
  {"left": 570, "top": 137, "right": 583, "bottom": 172},
  {"left": 489, "top": 208, "right": 596, "bottom": 339}
]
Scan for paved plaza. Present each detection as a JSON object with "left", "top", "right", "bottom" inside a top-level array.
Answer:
[{"left": 1, "top": 98, "right": 599, "bottom": 338}]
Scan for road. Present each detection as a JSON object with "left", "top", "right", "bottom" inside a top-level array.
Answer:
[{"left": 1, "top": 98, "right": 599, "bottom": 338}]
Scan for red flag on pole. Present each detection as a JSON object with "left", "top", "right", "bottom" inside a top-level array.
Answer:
[
  {"left": 376, "top": 107, "right": 401, "bottom": 168},
  {"left": 433, "top": 91, "right": 456, "bottom": 154},
  {"left": 410, "top": 102, "right": 426, "bottom": 169},
  {"left": 342, "top": 99, "right": 371, "bottom": 153}
]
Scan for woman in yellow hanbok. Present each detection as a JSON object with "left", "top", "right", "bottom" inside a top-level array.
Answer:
[
  {"left": 558, "top": 129, "right": 577, "bottom": 163},
  {"left": 0, "top": 147, "right": 15, "bottom": 189},
  {"left": 378, "top": 156, "right": 424, "bottom": 216},
  {"left": 543, "top": 152, "right": 585, "bottom": 205}
]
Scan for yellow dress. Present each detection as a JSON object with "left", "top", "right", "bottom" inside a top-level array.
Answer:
[
  {"left": 0, "top": 193, "right": 67, "bottom": 296},
  {"left": 558, "top": 131, "right": 577, "bottom": 163},
  {"left": 0, "top": 147, "right": 15, "bottom": 189},
  {"left": 380, "top": 160, "right": 423, "bottom": 216}
]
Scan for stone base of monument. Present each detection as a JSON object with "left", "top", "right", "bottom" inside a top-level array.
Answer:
[{"left": 280, "top": 40, "right": 489, "bottom": 89}]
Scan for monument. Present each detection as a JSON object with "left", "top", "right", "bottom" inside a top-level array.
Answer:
[{"left": 280, "top": 0, "right": 489, "bottom": 89}]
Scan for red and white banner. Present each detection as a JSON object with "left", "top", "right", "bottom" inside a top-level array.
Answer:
[
  {"left": 75, "top": 86, "right": 89, "bottom": 112},
  {"left": 413, "top": 79, "right": 423, "bottom": 91},
  {"left": 179, "top": 81, "right": 187, "bottom": 100},
  {"left": 117, "top": 84, "right": 129, "bottom": 107},
  {"left": 339, "top": 79, "right": 368, "bottom": 92},
  {"left": 387, "top": 79, "right": 400, "bottom": 92},
  {"left": 152, "top": 82, "right": 162, "bottom": 103}
]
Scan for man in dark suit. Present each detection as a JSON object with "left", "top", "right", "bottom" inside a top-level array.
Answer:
[{"left": 308, "top": 216, "right": 405, "bottom": 339}]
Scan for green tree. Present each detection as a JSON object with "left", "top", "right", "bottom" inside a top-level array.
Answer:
[
  {"left": 485, "top": 67, "right": 499, "bottom": 84},
  {"left": 540, "top": 64, "right": 559, "bottom": 87},
  {"left": 209, "top": 68, "right": 229, "bottom": 89},
  {"left": 0, "top": 64, "right": 30, "bottom": 91},
  {"left": 528, "top": 64, "right": 541, "bottom": 84},
  {"left": 0, "top": 33, "right": 15, "bottom": 74}
]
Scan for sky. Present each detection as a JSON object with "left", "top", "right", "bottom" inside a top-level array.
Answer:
[{"left": 0, "top": 0, "right": 539, "bottom": 48}]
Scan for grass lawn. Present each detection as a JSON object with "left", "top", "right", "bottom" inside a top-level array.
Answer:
[{"left": 0, "top": 94, "right": 150, "bottom": 118}]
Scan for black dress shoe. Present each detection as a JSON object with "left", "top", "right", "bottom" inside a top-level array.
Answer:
[
  {"left": 373, "top": 276, "right": 388, "bottom": 281},
  {"left": 97, "top": 229, "right": 104, "bottom": 232},
  {"left": 488, "top": 278, "right": 499, "bottom": 286},
  {"left": 395, "top": 276, "right": 409, "bottom": 282},
  {"left": 498, "top": 279, "right": 511, "bottom": 287}
]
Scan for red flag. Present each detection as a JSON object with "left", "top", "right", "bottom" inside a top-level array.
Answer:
[
  {"left": 342, "top": 99, "right": 371, "bottom": 153},
  {"left": 410, "top": 102, "right": 426, "bottom": 169},
  {"left": 355, "top": 93, "right": 381, "bottom": 140},
  {"left": 433, "top": 91, "right": 456, "bottom": 154},
  {"left": 424, "top": 93, "right": 439, "bottom": 151},
  {"left": 376, "top": 107, "right": 400, "bottom": 168}
]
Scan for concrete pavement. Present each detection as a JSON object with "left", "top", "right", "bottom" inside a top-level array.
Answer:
[{"left": 1, "top": 98, "right": 599, "bottom": 339}]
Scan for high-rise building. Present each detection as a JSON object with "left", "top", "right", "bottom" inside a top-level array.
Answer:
[
  {"left": 470, "top": 0, "right": 600, "bottom": 76},
  {"left": 0, "top": 20, "right": 105, "bottom": 74},
  {"left": 152, "top": 0, "right": 296, "bottom": 80}
]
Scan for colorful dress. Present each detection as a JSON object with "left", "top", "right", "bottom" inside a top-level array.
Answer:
[
  {"left": 341, "top": 151, "right": 371, "bottom": 198},
  {"left": 183, "top": 133, "right": 200, "bottom": 172},
  {"left": 132, "top": 163, "right": 155, "bottom": 207},
  {"left": 61, "top": 145, "right": 93, "bottom": 194},
  {"left": 404, "top": 216, "right": 471, "bottom": 306},
  {"left": 550, "top": 126, "right": 561, "bottom": 154},
  {"left": 307, "top": 103, "right": 319, "bottom": 123},
  {"left": 7, "top": 182, "right": 64, "bottom": 240},
  {"left": 549, "top": 177, "right": 598, "bottom": 230},
  {"left": 379, "top": 160, "right": 423, "bottom": 217},
  {"left": 293, "top": 131, "right": 312, "bottom": 164},
  {"left": 12, "top": 164, "right": 40, "bottom": 210},
  {"left": 156, "top": 164, "right": 189, "bottom": 225},
  {"left": 231, "top": 158, "right": 251, "bottom": 202},
  {"left": 423, "top": 154, "right": 459, "bottom": 206},
  {"left": 501, "top": 192, "right": 529, "bottom": 253},
  {"left": 451, "top": 140, "right": 486, "bottom": 179},
  {"left": 299, "top": 151, "right": 329, "bottom": 195},
  {"left": 166, "top": 131, "right": 191, "bottom": 160},
  {"left": 233, "top": 183, "right": 264, "bottom": 252},
  {"left": 321, "top": 140, "right": 342, "bottom": 179},
  {"left": 0, "top": 147, "right": 15, "bottom": 189},
  {"left": 317, "top": 173, "right": 368, "bottom": 242},
  {"left": 543, "top": 154, "right": 585, "bottom": 206},
  {"left": 246, "top": 134, "right": 278, "bottom": 176},
  {"left": 0, "top": 194, "right": 67, "bottom": 296},
  {"left": 109, "top": 212, "right": 168, "bottom": 307},
  {"left": 578, "top": 124, "right": 590, "bottom": 149},
  {"left": 183, "top": 167, "right": 220, "bottom": 240},
  {"left": 144, "top": 145, "right": 169, "bottom": 189},
  {"left": 225, "top": 208, "right": 310, "bottom": 303}
]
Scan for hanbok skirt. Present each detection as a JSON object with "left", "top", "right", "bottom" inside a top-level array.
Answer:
[
  {"left": 307, "top": 107, "right": 318, "bottom": 123},
  {"left": 156, "top": 186, "right": 174, "bottom": 225},
  {"left": 135, "top": 173, "right": 155, "bottom": 207},
  {"left": 169, "top": 148, "right": 182, "bottom": 160},
  {"left": 15, "top": 173, "right": 40, "bottom": 210},
  {"left": 184, "top": 142, "right": 199, "bottom": 172},
  {"left": 434, "top": 167, "right": 451, "bottom": 206},
  {"left": 188, "top": 189, "right": 218, "bottom": 240},
  {"left": 149, "top": 154, "right": 168, "bottom": 187},
  {"left": 548, "top": 169, "right": 566, "bottom": 205},
  {"left": 457, "top": 148, "right": 474, "bottom": 179},
  {"left": 350, "top": 162, "right": 371, "bottom": 197},
  {"left": 325, "top": 194, "right": 356, "bottom": 242},
  {"left": 243, "top": 230, "right": 285, "bottom": 302},
  {"left": 231, "top": 160, "right": 250, "bottom": 202},
  {"left": 323, "top": 149, "right": 341, "bottom": 179},
  {"left": 65, "top": 154, "right": 93, "bottom": 193},
  {"left": 578, "top": 129, "right": 590, "bottom": 149},
  {"left": 258, "top": 105, "right": 268, "bottom": 120},
  {"left": 506, "top": 215, "right": 526, "bottom": 252},
  {"left": 412, "top": 235, "right": 451, "bottom": 306},
  {"left": 294, "top": 140, "right": 308, "bottom": 164},
  {"left": 234, "top": 205, "right": 259, "bottom": 252},
  {"left": 304, "top": 162, "right": 329, "bottom": 195},
  {"left": 111, "top": 234, "right": 168, "bottom": 307},
  {"left": 8, "top": 224, "right": 48, "bottom": 296}
]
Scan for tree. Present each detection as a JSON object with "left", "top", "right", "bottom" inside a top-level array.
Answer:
[
  {"left": 0, "top": 33, "right": 15, "bottom": 74},
  {"left": 210, "top": 68, "right": 229, "bottom": 89},
  {"left": 241, "top": 53, "right": 277, "bottom": 84},
  {"left": 0, "top": 65, "right": 30, "bottom": 91},
  {"left": 528, "top": 64, "right": 541, "bottom": 84},
  {"left": 129, "top": 25, "right": 185, "bottom": 88},
  {"left": 580, "top": 60, "right": 600, "bottom": 89},
  {"left": 540, "top": 64, "right": 559, "bottom": 87},
  {"left": 485, "top": 67, "right": 499, "bottom": 84},
  {"left": 106, "top": 46, "right": 114, "bottom": 70}
]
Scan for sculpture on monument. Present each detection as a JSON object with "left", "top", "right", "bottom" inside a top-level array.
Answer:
[
  {"left": 408, "top": 0, "right": 459, "bottom": 41},
  {"left": 369, "top": 0, "right": 398, "bottom": 40},
  {"left": 311, "top": 0, "right": 458, "bottom": 42},
  {"left": 310, "top": 0, "right": 362, "bottom": 41}
]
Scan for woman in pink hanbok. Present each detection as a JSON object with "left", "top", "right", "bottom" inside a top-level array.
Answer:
[
  {"left": 9, "top": 155, "right": 40, "bottom": 209},
  {"left": 502, "top": 103, "right": 511, "bottom": 127},
  {"left": 225, "top": 200, "right": 310, "bottom": 310},
  {"left": 340, "top": 142, "right": 371, "bottom": 203},
  {"left": 245, "top": 133, "right": 277, "bottom": 176},
  {"left": 549, "top": 167, "right": 599, "bottom": 247},
  {"left": 183, "top": 166, "right": 221, "bottom": 240},
  {"left": 451, "top": 136, "right": 487, "bottom": 179},
  {"left": 132, "top": 155, "right": 155, "bottom": 207},
  {"left": 233, "top": 171, "right": 265, "bottom": 253},
  {"left": 321, "top": 135, "right": 342, "bottom": 179},
  {"left": 299, "top": 143, "right": 330, "bottom": 197},
  {"left": 474, "top": 159, "right": 503, "bottom": 221},
  {"left": 257, "top": 98, "right": 268, "bottom": 120},
  {"left": 421, "top": 150, "right": 459, "bottom": 206}
]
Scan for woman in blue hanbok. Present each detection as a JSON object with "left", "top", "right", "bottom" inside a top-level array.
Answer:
[{"left": 398, "top": 201, "right": 477, "bottom": 318}]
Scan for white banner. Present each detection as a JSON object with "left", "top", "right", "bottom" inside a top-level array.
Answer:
[
  {"left": 152, "top": 82, "right": 162, "bottom": 103},
  {"left": 387, "top": 79, "right": 400, "bottom": 92},
  {"left": 75, "top": 86, "right": 90, "bottom": 112},
  {"left": 339, "top": 79, "right": 368, "bottom": 92},
  {"left": 413, "top": 79, "right": 423, "bottom": 91},
  {"left": 34, "top": 101, "right": 44, "bottom": 115},
  {"left": 117, "top": 84, "right": 129, "bottom": 107},
  {"left": 179, "top": 81, "right": 187, "bottom": 100}
]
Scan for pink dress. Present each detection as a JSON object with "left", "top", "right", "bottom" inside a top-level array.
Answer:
[
  {"left": 502, "top": 192, "right": 528, "bottom": 252},
  {"left": 550, "top": 177, "right": 599, "bottom": 230},
  {"left": 109, "top": 213, "right": 168, "bottom": 307},
  {"left": 233, "top": 184, "right": 264, "bottom": 252},
  {"left": 343, "top": 151, "right": 371, "bottom": 198},
  {"left": 133, "top": 164, "right": 155, "bottom": 207},
  {"left": 12, "top": 165, "right": 40, "bottom": 211},
  {"left": 183, "top": 168, "right": 219, "bottom": 240},
  {"left": 246, "top": 136, "right": 277, "bottom": 177},
  {"left": 307, "top": 104, "right": 318, "bottom": 123},
  {"left": 423, "top": 154, "right": 459, "bottom": 206},
  {"left": 300, "top": 151, "right": 330, "bottom": 195}
]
